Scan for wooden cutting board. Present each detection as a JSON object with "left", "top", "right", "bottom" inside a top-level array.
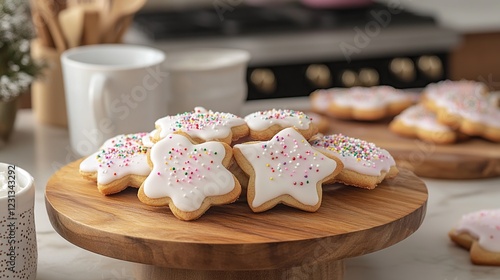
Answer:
[
  {"left": 322, "top": 117, "right": 500, "bottom": 179},
  {"left": 45, "top": 160, "right": 427, "bottom": 280}
]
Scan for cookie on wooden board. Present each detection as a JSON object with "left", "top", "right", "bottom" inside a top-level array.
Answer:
[
  {"left": 138, "top": 133, "right": 241, "bottom": 221},
  {"left": 153, "top": 106, "right": 249, "bottom": 145},
  {"left": 310, "top": 133, "right": 398, "bottom": 190},
  {"left": 79, "top": 132, "right": 151, "bottom": 195},
  {"left": 233, "top": 127, "right": 343, "bottom": 213}
]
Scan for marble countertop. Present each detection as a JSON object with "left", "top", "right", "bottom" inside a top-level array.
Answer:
[{"left": 1, "top": 107, "right": 500, "bottom": 280}]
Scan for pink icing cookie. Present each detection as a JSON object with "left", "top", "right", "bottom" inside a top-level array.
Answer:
[
  {"left": 233, "top": 127, "right": 343, "bottom": 213},
  {"left": 422, "top": 80, "right": 500, "bottom": 142},
  {"left": 449, "top": 209, "right": 500, "bottom": 266},
  {"left": 153, "top": 107, "right": 249, "bottom": 145},
  {"left": 138, "top": 133, "right": 241, "bottom": 221},
  {"left": 310, "top": 86, "right": 414, "bottom": 121},
  {"left": 310, "top": 134, "right": 398, "bottom": 189},
  {"left": 244, "top": 109, "right": 318, "bottom": 140},
  {"left": 79, "top": 133, "right": 151, "bottom": 195},
  {"left": 423, "top": 80, "right": 488, "bottom": 101},
  {"left": 389, "top": 104, "right": 460, "bottom": 144}
]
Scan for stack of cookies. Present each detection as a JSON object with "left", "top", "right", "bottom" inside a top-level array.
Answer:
[
  {"left": 390, "top": 80, "right": 500, "bottom": 144},
  {"left": 79, "top": 107, "right": 399, "bottom": 221},
  {"left": 309, "top": 81, "right": 500, "bottom": 144},
  {"left": 310, "top": 85, "right": 415, "bottom": 121}
]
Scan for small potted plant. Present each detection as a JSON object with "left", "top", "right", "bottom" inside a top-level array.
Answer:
[{"left": 0, "top": 0, "right": 43, "bottom": 143}]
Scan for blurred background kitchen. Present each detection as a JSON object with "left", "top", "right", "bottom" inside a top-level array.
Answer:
[
  {"left": 2, "top": 1, "right": 499, "bottom": 279},
  {"left": 19, "top": 0, "right": 500, "bottom": 109}
]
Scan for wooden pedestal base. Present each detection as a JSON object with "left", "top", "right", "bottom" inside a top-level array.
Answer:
[
  {"left": 45, "top": 160, "right": 427, "bottom": 280},
  {"left": 136, "top": 260, "right": 344, "bottom": 280}
]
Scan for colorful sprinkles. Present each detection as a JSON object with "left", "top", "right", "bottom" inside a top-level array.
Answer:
[
  {"left": 244, "top": 109, "right": 312, "bottom": 129},
  {"left": 426, "top": 80, "right": 500, "bottom": 127},
  {"left": 95, "top": 133, "right": 149, "bottom": 174},
  {"left": 456, "top": 209, "right": 500, "bottom": 252},
  {"left": 235, "top": 127, "right": 339, "bottom": 208},
  {"left": 79, "top": 132, "right": 152, "bottom": 187},
  {"left": 311, "top": 134, "right": 387, "bottom": 169},
  {"left": 158, "top": 137, "right": 223, "bottom": 185},
  {"left": 155, "top": 107, "right": 246, "bottom": 139},
  {"left": 256, "top": 133, "right": 323, "bottom": 186},
  {"left": 142, "top": 133, "right": 237, "bottom": 213}
]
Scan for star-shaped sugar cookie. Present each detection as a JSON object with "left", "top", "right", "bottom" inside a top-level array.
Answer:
[
  {"left": 233, "top": 127, "right": 342, "bottom": 213},
  {"left": 79, "top": 132, "right": 151, "bottom": 195},
  {"left": 138, "top": 133, "right": 241, "bottom": 221}
]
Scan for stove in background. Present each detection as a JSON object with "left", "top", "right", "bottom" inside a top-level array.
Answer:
[{"left": 128, "top": 1, "right": 460, "bottom": 100}]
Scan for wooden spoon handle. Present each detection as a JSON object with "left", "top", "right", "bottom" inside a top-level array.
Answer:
[
  {"left": 82, "top": 10, "right": 100, "bottom": 45},
  {"left": 102, "top": 14, "right": 134, "bottom": 43},
  {"left": 35, "top": 0, "right": 68, "bottom": 52},
  {"left": 30, "top": 9, "right": 55, "bottom": 48}
]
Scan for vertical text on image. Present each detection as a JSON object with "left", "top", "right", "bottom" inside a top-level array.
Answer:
[{"left": 5, "top": 164, "right": 18, "bottom": 272}]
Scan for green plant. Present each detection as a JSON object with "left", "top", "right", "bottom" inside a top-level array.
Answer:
[{"left": 0, "top": 0, "right": 44, "bottom": 102}]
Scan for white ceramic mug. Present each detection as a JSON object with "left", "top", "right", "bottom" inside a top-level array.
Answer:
[
  {"left": 61, "top": 45, "right": 169, "bottom": 157},
  {"left": 166, "top": 48, "right": 250, "bottom": 115},
  {"left": 0, "top": 163, "right": 37, "bottom": 280}
]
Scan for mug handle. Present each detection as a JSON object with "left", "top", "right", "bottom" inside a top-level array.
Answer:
[{"left": 89, "top": 74, "right": 108, "bottom": 127}]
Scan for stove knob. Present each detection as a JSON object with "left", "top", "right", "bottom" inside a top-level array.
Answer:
[
  {"left": 390, "top": 58, "right": 415, "bottom": 82},
  {"left": 417, "top": 55, "right": 443, "bottom": 79},
  {"left": 340, "top": 70, "right": 360, "bottom": 87},
  {"left": 250, "top": 68, "right": 276, "bottom": 94},
  {"left": 306, "top": 64, "right": 331, "bottom": 88},
  {"left": 359, "top": 68, "right": 379, "bottom": 87}
]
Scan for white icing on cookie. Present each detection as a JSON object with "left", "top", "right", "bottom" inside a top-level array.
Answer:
[
  {"left": 425, "top": 80, "right": 487, "bottom": 101},
  {"left": 142, "top": 130, "right": 156, "bottom": 148},
  {"left": 234, "top": 128, "right": 338, "bottom": 208},
  {"left": 310, "top": 134, "right": 395, "bottom": 176},
  {"left": 143, "top": 134, "right": 236, "bottom": 212},
  {"left": 456, "top": 209, "right": 500, "bottom": 252},
  {"left": 80, "top": 133, "right": 151, "bottom": 185},
  {"left": 244, "top": 109, "right": 313, "bottom": 131},
  {"left": 394, "top": 104, "right": 453, "bottom": 132},
  {"left": 330, "top": 86, "right": 411, "bottom": 109},
  {"left": 444, "top": 94, "right": 500, "bottom": 128},
  {"left": 311, "top": 90, "right": 335, "bottom": 111},
  {"left": 154, "top": 107, "right": 246, "bottom": 140},
  {"left": 425, "top": 80, "right": 500, "bottom": 128}
]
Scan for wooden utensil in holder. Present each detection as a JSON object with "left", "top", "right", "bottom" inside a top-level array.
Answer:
[
  {"left": 58, "top": 6, "right": 86, "bottom": 49},
  {"left": 82, "top": 9, "right": 100, "bottom": 45},
  {"left": 34, "top": 0, "right": 67, "bottom": 52}
]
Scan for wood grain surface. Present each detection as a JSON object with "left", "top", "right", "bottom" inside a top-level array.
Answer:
[
  {"left": 45, "top": 160, "right": 427, "bottom": 273},
  {"left": 325, "top": 117, "right": 500, "bottom": 179}
]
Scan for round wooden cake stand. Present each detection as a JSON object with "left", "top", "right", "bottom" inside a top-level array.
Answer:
[{"left": 45, "top": 160, "right": 428, "bottom": 280}]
